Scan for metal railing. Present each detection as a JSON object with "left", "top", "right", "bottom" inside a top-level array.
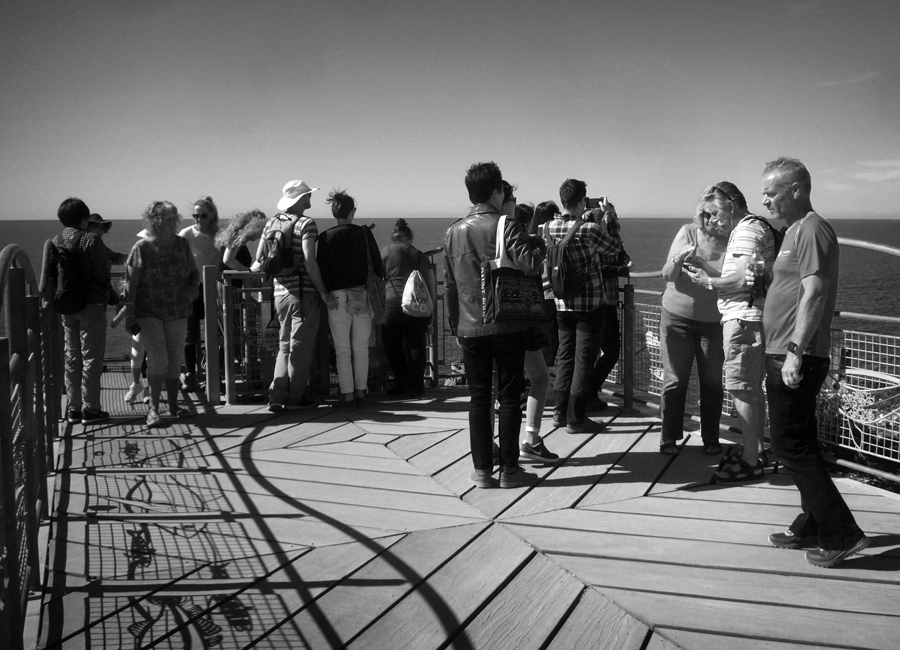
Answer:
[{"left": 0, "top": 243, "right": 59, "bottom": 650}]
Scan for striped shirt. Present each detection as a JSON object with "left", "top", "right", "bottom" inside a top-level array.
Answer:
[
  {"left": 545, "top": 214, "right": 622, "bottom": 312},
  {"left": 260, "top": 213, "right": 319, "bottom": 298},
  {"left": 718, "top": 215, "right": 778, "bottom": 322}
]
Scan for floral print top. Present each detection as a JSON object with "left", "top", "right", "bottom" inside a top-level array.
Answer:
[{"left": 127, "top": 236, "right": 196, "bottom": 321}]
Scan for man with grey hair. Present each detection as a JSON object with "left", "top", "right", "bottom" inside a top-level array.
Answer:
[{"left": 755, "top": 156, "right": 868, "bottom": 567}]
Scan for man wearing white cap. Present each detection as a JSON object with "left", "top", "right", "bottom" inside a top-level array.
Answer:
[{"left": 253, "top": 180, "right": 336, "bottom": 410}]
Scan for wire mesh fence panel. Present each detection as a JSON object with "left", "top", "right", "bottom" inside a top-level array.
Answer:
[{"left": 820, "top": 329, "right": 900, "bottom": 463}]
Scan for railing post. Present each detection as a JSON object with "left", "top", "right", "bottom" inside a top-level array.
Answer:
[
  {"left": 622, "top": 282, "right": 635, "bottom": 410},
  {"left": 202, "top": 265, "right": 220, "bottom": 405},
  {"left": 222, "top": 273, "right": 236, "bottom": 405},
  {"left": 426, "top": 256, "right": 438, "bottom": 387}
]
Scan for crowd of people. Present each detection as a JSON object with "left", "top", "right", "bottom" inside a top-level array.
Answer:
[{"left": 50, "top": 154, "right": 869, "bottom": 567}]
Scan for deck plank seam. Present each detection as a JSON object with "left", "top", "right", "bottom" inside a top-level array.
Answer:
[{"left": 651, "top": 623, "right": 882, "bottom": 650}]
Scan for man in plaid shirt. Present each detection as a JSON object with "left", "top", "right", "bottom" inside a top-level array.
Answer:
[
  {"left": 546, "top": 179, "right": 622, "bottom": 433},
  {"left": 53, "top": 198, "right": 113, "bottom": 426}
]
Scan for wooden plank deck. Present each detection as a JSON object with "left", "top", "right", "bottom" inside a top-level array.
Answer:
[{"left": 33, "top": 368, "right": 900, "bottom": 649}]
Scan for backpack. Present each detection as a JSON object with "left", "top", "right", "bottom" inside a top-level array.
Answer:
[
  {"left": 260, "top": 213, "right": 301, "bottom": 278},
  {"left": 402, "top": 269, "right": 433, "bottom": 318},
  {"left": 51, "top": 230, "right": 89, "bottom": 314},
  {"left": 544, "top": 218, "right": 586, "bottom": 300}
]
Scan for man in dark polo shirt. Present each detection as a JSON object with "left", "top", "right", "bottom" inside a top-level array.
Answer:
[{"left": 758, "top": 157, "right": 869, "bottom": 567}]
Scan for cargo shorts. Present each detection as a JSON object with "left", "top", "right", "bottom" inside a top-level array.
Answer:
[{"left": 722, "top": 318, "right": 765, "bottom": 391}]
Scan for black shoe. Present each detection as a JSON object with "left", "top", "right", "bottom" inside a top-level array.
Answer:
[
  {"left": 520, "top": 437, "right": 560, "bottom": 463},
  {"left": 587, "top": 396, "right": 608, "bottom": 411},
  {"left": 769, "top": 528, "right": 817, "bottom": 550},
  {"left": 566, "top": 418, "right": 605, "bottom": 434},
  {"left": 81, "top": 409, "right": 109, "bottom": 425},
  {"left": 66, "top": 408, "right": 83, "bottom": 424},
  {"left": 500, "top": 467, "right": 537, "bottom": 489},
  {"left": 285, "top": 397, "right": 318, "bottom": 410},
  {"left": 806, "top": 534, "right": 870, "bottom": 568},
  {"left": 470, "top": 469, "right": 495, "bottom": 489}
]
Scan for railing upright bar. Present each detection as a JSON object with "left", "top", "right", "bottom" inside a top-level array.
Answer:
[
  {"left": 222, "top": 275, "right": 237, "bottom": 405},
  {"left": 426, "top": 254, "right": 439, "bottom": 386},
  {"left": 202, "top": 265, "right": 220, "bottom": 405},
  {"left": 622, "top": 283, "right": 635, "bottom": 410}
]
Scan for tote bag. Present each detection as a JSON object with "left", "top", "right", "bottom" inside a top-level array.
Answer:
[{"left": 481, "top": 216, "right": 547, "bottom": 324}]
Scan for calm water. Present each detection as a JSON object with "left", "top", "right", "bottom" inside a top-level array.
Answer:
[{"left": 3, "top": 216, "right": 899, "bottom": 335}]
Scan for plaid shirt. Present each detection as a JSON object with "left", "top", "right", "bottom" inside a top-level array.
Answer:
[
  {"left": 597, "top": 211, "right": 627, "bottom": 305},
  {"left": 546, "top": 213, "right": 622, "bottom": 312},
  {"left": 55, "top": 227, "right": 111, "bottom": 304}
]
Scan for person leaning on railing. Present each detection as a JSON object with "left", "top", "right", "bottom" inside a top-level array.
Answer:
[{"left": 657, "top": 202, "right": 731, "bottom": 456}]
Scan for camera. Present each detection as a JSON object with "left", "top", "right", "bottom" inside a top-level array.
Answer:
[{"left": 585, "top": 196, "right": 604, "bottom": 209}]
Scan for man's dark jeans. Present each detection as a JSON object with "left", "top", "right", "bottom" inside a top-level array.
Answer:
[
  {"left": 459, "top": 332, "right": 526, "bottom": 473},
  {"left": 591, "top": 305, "right": 620, "bottom": 395},
  {"left": 766, "top": 354, "right": 863, "bottom": 550},
  {"left": 554, "top": 307, "right": 604, "bottom": 426}
]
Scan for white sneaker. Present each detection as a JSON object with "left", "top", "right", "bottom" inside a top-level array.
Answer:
[{"left": 124, "top": 381, "right": 145, "bottom": 404}]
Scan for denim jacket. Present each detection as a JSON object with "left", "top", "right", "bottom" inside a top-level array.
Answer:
[{"left": 443, "top": 203, "right": 545, "bottom": 338}]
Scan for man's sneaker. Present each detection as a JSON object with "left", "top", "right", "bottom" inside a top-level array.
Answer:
[
  {"left": 285, "top": 397, "right": 318, "bottom": 410},
  {"left": 81, "top": 409, "right": 110, "bottom": 425},
  {"left": 769, "top": 528, "right": 817, "bottom": 550},
  {"left": 500, "top": 467, "right": 537, "bottom": 489},
  {"left": 267, "top": 403, "right": 284, "bottom": 413},
  {"left": 520, "top": 437, "right": 560, "bottom": 463},
  {"left": 66, "top": 408, "right": 83, "bottom": 424},
  {"left": 146, "top": 409, "right": 162, "bottom": 428},
  {"left": 566, "top": 418, "right": 605, "bottom": 434},
  {"left": 470, "top": 469, "right": 495, "bottom": 489},
  {"left": 551, "top": 413, "right": 565, "bottom": 429},
  {"left": 805, "top": 534, "right": 871, "bottom": 568},
  {"left": 124, "top": 381, "right": 145, "bottom": 404},
  {"left": 587, "top": 396, "right": 608, "bottom": 411}
]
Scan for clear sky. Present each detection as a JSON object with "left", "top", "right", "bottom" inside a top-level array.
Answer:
[{"left": 2, "top": 0, "right": 898, "bottom": 221}]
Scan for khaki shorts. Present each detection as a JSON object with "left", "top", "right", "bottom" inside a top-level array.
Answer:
[{"left": 723, "top": 318, "right": 765, "bottom": 391}]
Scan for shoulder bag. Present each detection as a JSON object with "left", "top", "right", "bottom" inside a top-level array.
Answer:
[{"left": 481, "top": 215, "right": 547, "bottom": 323}]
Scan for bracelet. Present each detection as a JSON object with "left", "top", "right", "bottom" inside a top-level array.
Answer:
[{"left": 706, "top": 278, "right": 713, "bottom": 290}]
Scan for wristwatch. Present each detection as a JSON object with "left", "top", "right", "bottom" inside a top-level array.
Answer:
[
  {"left": 706, "top": 277, "right": 713, "bottom": 291},
  {"left": 787, "top": 341, "right": 800, "bottom": 355}
]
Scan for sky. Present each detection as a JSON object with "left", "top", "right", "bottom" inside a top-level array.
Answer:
[{"left": 2, "top": 0, "right": 899, "bottom": 222}]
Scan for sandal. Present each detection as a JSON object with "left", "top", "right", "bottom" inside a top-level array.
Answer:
[
  {"left": 713, "top": 457, "right": 764, "bottom": 483},
  {"left": 659, "top": 443, "right": 680, "bottom": 456},
  {"left": 704, "top": 443, "right": 722, "bottom": 455}
]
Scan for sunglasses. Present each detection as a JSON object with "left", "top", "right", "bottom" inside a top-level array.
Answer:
[{"left": 194, "top": 213, "right": 210, "bottom": 219}]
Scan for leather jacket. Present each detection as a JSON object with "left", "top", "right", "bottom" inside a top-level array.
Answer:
[{"left": 443, "top": 203, "right": 546, "bottom": 337}]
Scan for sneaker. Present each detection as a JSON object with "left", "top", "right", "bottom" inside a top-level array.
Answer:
[
  {"left": 181, "top": 373, "right": 200, "bottom": 392},
  {"left": 66, "top": 408, "right": 83, "bottom": 424},
  {"left": 520, "top": 437, "right": 560, "bottom": 463},
  {"left": 805, "top": 534, "right": 870, "bottom": 568},
  {"left": 285, "top": 397, "right": 318, "bottom": 410},
  {"left": 551, "top": 413, "right": 565, "bottom": 429},
  {"left": 146, "top": 409, "right": 162, "bottom": 428},
  {"left": 500, "top": 467, "right": 537, "bottom": 489},
  {"left": 470, "top": 469, "right": 495, "bottom": 489},
  {"left": 267, "top": 403, "right": 284, "bottom": 413},
  {"left": 81, "top": 409, "right": 109, "bottom": 425},
  {"left": 124, "top": 381, "right": 145, "bottom": 404},
  {"left": 769, "top": 529, "right": 817, "bottom": 550},
  {"left": 587, "top": 396, "right": 608, "bottom": 411},
  {"left": 566, "top": 418, "right": 605, "bottom": 434}
]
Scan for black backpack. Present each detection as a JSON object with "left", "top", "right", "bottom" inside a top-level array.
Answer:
[
  {"left": 50, "top": 231, "right": 90, "bottom": 315},
  {"left": 260, "top": 213, "right": 301, "bottom": 278},
  {"left": 544, "top": 219, "right": 586, "bottom": 300}
]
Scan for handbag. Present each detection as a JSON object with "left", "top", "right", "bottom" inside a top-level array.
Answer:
[
  {"left": 481, "top": 215, "right": 547, "bottom": 323},
  {"left": 364, "top": 229, "right": 387, "bottom": 325}
]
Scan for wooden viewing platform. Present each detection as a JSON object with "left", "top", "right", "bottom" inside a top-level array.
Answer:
[{"left": 31, "top": 368, "right": 900, "bottom": 650}]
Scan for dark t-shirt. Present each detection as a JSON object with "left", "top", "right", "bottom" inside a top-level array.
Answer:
[
  {"left": 316, "top": 223, "right": 384, "bottom": 291},
  {"left": 763, "top": 212, "right": 839, "bottom": 357},
  {"left": 381, "top": 242, "right": 430, "bottom": 306}
]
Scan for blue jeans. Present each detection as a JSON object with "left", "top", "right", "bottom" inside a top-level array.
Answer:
[
  {"left": 459, "top": 332, "right": 526, "bottom": 473},
  {"left": 659, "top": 307, "right": 724, "bottom": 444},
  {"left": 270, "top": 292, "right": 320, "bottom": 405},
  {"left": 591, "top": 305, "right": 620, "bottom": 394},
  {"left": 766, "top": 354, "right": 863, "bottom": 550},
  {"left": 554, "top": 307, "right": 605, "bottom": 425}
]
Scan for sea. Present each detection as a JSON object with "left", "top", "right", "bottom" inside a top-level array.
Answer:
[{"left": 3, "top": 216, "right": 899, "bottom": 336}]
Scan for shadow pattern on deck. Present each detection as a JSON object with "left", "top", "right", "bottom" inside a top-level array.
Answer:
[{"left": 35, "top": 373, "right": 900, "bottom": 650}]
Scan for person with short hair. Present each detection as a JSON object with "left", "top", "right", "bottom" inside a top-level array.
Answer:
[
  {"left": 546, "top": 179, "right": 622, "bottom": 434},
  {"left": 53, "top": 198, "right": 112, "bottom": 425},
  {"left": 125, "top": 201, "right": 199, "bottom": 427},
  {"left": 251, "top": 180, "right": 336, "bottom": 411},
  {"left": 756, "top": 157, "right": 869, "bottom": 567},
  {"left": 316, "top": 189, "right": 384, "bottom": 408},
  {"left": 686, "top": 182, "right": 779, "bottom": 479},
  {"left": 443, "top": 161, "right": 546, "bottom": 489}
]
